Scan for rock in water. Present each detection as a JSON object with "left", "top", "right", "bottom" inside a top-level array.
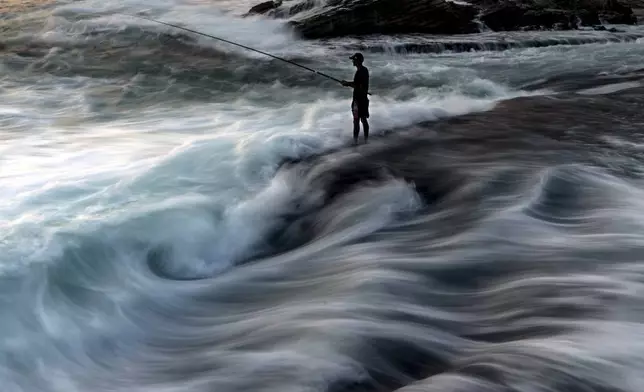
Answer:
[
  {"left": 598, "top": 0, "right": 637, "bottom": 24},
  {"left": 287, "top": 0, "right": 479, "bottom": 38},
  {"left": 477, "top": 0, "right": 636, "bottom": 31},
  {"left": 247, "top": 0, "right": 637, "bottom": 36},
  {"left": 480, "top": 4, "right": 579, "bottom": 31},
  {"left": 245, "top": 0, "right": 283, "bottom": 16}
]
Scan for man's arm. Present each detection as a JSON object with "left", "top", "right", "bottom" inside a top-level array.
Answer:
[{"left": 341, "top": 80, "right": 355, "bottom": 87}]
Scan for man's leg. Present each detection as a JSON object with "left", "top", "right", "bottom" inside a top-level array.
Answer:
[
  {"left": 358, "top": 100, "right": 369, "bottom": 143},
  {"left": 352, "top": 102, "right": 360, "bottom": 144},
  {"left": 353, "top": 118, "right": 360, "bottom": 144},
  {"left": 360, "top": 117, "right": 369, "bottom": 143}
]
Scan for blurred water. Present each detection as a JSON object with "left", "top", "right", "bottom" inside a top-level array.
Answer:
[{"left": 3, "top": 1, "right": 644, "bottom": 391}]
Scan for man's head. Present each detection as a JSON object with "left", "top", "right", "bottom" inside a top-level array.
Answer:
[{"left": 350, "top": 52, "right": 364, "bottom": 67}]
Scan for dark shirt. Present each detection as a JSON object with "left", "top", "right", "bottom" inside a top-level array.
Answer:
[{"left": 353, "top": 66, "right": 369, "bottom": 103}]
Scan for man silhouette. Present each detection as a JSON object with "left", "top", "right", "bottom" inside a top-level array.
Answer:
[{"left": 341, "top": 52, "right": 369, "bottom": 144}]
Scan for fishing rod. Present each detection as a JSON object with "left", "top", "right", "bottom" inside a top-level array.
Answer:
[{"left": 116, "top": 13, "right": 348, "bottom": 86}]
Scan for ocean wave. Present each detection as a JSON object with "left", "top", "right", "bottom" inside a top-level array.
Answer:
[
  {"left": 4, "top": 1, "right": 644, "bottom": 391},
  {"left": 3, "top": 84, "right": 644, "bottom": 391}
]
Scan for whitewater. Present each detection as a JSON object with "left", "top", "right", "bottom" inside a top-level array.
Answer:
[{"left": 4, "top": 0, "right": 644, "bottom": 391}]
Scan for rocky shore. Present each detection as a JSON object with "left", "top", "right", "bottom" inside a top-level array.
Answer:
[{"left": 246, "top": 0, "right": 640, "bottom": 38}]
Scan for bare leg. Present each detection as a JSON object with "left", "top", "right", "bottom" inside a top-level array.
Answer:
[
  {"left": 352, "top": 102, "right": 360, "bottom": 144},
  {"left": 353, "top": 118, "right": 360, "bottom": 144},
  {"left": 361, "top": 117, "right": 369, "bottom": 143}
]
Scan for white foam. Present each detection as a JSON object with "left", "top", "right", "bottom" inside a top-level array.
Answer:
[{"left": 445, "top": 0, "right": 473, "bottom": 6}]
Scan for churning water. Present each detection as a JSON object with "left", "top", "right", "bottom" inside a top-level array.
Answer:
[{"left": 3, "top": 0, "right": 644, "bottom": 391}]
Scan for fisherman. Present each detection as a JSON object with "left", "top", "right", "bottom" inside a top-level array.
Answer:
[{"left": 341, "top": 52, "right": 369, "bottom": 145}]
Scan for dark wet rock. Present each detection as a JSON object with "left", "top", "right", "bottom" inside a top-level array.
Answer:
[
  {"left": 477, "top": 0, "right": 635, "bottom": 30},
  {"left": 287, "top": 0, "right": 480, "bottom": 39},
  {"left": 247, "top": 0, "right": 638, "bottom": 37},
  {"left": 599, "top": 0, "right": 638, "bottom": 23},
  {"left": 480, "top": 4, "right": 575, "bottom": 31},
  {"left": 245, "top": 0, "right": 283, "bottom": 16},
  {"left": 600, "top": 10, "right": 637, "bottom": 24},
  {"left": 283, "top": 0, "right": 321, "bottom": 16}
]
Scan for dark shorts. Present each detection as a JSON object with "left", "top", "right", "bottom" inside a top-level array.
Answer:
[{"left": 352, "top": 99, "right": 369, "bottom": 119}]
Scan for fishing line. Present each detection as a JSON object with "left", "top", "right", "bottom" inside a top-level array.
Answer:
[{"left": 116, "top": 12, "right": 352, "bottom": 86}]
